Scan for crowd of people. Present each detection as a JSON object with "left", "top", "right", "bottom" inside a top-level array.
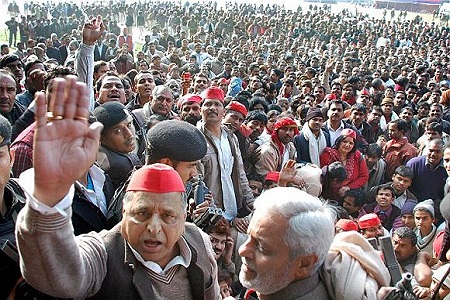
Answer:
[{"left": 3, "top": 0, "right": 450, "bottom": 299}]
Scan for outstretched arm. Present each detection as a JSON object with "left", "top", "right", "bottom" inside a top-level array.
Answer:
[
  {"left": 16, "top": 76, "right": 106, "bottom": 298},
  {"left": 75, "top": 15, "right": 105, "bottom": 111}
]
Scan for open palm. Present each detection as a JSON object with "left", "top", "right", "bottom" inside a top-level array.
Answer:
[{"left": 33, "top": 76, "right": 103, "bottom": 206}]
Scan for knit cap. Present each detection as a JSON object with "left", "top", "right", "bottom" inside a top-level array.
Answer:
[{"left": 413, "top": 199, "right": 435, "bottom": 218}]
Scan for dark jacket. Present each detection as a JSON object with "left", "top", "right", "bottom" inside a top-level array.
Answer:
[
  {"left": 72, "top": 173, "right": 114, "bottom": 235},
  {"left": 89, "top": 223, "right": 219, "bottom": 299},
  {"left": 96, "top": 146, "right": 142, "bottom": 191},
  {"left": 361, "top": 203, "right": 401, "bottom": 231},
  {"left": 94, "top": 43, "right": 109, "bottom": 61},
  {"left": 293, "top": 129, "right": 331, "bottom": 164}
]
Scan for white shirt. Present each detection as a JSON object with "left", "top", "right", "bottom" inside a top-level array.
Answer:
[
  {"left": 129, "top": 237, "right": 191, "bottom": 274},
  {"left": 326, "top": 120, "right": 345, "bottom": 146},
  {"left": 75, "top": 165, "right": 108, "bottom": 216},
  {"left": 211, "top": 130, "right": 237, "bottom": 220}
]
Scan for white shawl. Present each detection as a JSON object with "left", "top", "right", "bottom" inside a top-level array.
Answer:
[
  {"left": 302, "top": 125, "right": 327, "bottom": 167},
  {"left": 320, "top": 231, "right": 391, "bottom": 300}
]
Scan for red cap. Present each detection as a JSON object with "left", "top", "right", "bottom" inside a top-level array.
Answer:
[
  {"left": 394, "top": 84, "right": 403, "bottom": 91},
  {"left": 127, "top": 163, "right": 185, "bottom": 193},
  {"left": 265, "top": 171, "right": 280, "bottom": 182},
  {"left": 336, "top": 219, "right": 359, "bottom": 231},
  {"left": 360, "top": 88, "right": 370, "bottom": 96},
  {"left": 358, "top": 213, "right": 381, "bottom": 229},
  {"left": 325, "top": 93, "right": 337, "bottom": 100},
  {"left": 201, "top": 86, "right": 224, "bottom": 102},
  {"left": 341, "top": 128, "right": 356, "bottom": 139},
  {"left": 217, "top": 78, "right": 230, "bottom": 85},
  {"left": 177, "top": 93, "right": 202, "bottom": 109},
  {"left": 273, "top": 117, "right": 299, "bottom": 135},
  {"left": 226, "top": 101, "right": 248, "bottom": 117}
]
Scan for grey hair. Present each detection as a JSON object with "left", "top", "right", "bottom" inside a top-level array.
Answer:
[
  {"left": 393, "top": 227, "right": 417, "bottom": 246},
  {"left": 152, "top": 85, "right": 172, "bottom": 98},
  {"left": 123, "top": 190, "right": 187, "bottom": 211},
  {"left": 254, "top": 187, "right": 335, "bottom": 273}
]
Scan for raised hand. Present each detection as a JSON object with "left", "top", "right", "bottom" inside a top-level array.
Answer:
[
  {"left": 82, "top": 15, "right": 106, "bottom": 46},
  {"left": 33, "top": 76, "right": 103, "bottom": 206},
  {"left": 278, "top": 159, "right": 297, "bottom": 187}
]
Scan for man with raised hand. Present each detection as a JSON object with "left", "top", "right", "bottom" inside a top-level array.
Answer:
[{"left": 15, "top": 77, "right": 220, "bottom": 299}]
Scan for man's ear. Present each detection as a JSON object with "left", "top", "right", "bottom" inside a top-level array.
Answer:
[
  {"left": 292, "top": 253, "right": 318, "bottom": 280},
  {"left": 159, "top": 158, "right": 174, "bottom": 167},
  {"left": 9, "top": 147, "right": 15, "bottom": 168}
]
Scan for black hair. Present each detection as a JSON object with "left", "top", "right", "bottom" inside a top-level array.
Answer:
[
  {"left": 245, "top": 110, "right": 268, "bottom": 125},
  {"left": 389, "top": 119, "right": 408, "bottom": 134},
  {"left": 351, "top": 103, "right": 367, "bottom": 114},
  {"left": 393, "top": 165, "right": 414, "bottom": 178},
  {"left": 249, "top": 97, "right": 269, "bottom": 113},
  {"left": 332, "top": 134, "right": 357, "bottom": 155},
  {"left": 344, "top": 189, "right": 365, "bottom": 207},
  {"left": 366, "top": 143, "right": 382, "bottom": 158},
  {"left": 393, "top": 227, "right": 417, "bottom": 246},
  {"left": 374, "top": 183, "right": 395, "bottom": 198}
]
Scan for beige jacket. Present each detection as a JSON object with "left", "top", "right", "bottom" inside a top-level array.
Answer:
[
  {"left": 197, "top": 124, "right": 254, "bottom": 216},
  {"left": 254, "top": 139, "right": 296, "bottom": 178}
]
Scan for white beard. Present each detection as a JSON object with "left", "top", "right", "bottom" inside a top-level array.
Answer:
[{"left": 239, "top": 259, "right": 294, "bottom": 295}]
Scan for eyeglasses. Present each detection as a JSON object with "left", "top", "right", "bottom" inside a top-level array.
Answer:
[
  {"left": 169, "top": 85, "right": 178, "bottom": 89},
  {"left": 156, "top": 96, "right": 173, "bottom": 103}
]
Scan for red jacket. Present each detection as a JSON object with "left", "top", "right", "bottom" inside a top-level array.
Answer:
[
  {"left": 320, "top": 147, "right": 369, "bottom": 190},
  {"left": 383, "top": 137, "right": 417, "bottom": 180}
]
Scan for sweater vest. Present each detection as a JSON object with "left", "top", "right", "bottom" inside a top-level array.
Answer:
[{"left": 88, "top": 223, "right": 214, "bottom": 299}]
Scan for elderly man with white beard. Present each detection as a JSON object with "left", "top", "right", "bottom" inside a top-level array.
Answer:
[
  {"left": 238, "top": 187, "right": 392, "bottom": 300},
  {"left": 238, "top": 187, "right": 334, "bottom": 299}
]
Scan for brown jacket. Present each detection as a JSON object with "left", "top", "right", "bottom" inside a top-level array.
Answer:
[
  {"left": 197, "top": 124, "right": 254, "bottom": 217},
  {"left": 17, "top": 204, "right": 220, "bottom": 299},
  {"left": 383, "top": 137, "right": 417, "bottom": 180}
]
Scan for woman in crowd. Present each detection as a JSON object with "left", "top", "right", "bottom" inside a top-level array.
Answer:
[{"left": 320, "top": 128, "right": 369, "bottom": 198}]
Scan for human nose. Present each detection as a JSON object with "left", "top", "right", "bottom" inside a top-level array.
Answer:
[
  {"left": 238, "top": 237, "right": 254, "bottom": 259},
  {"left": 0, "top": 88, "right": 8, "bottom": 98},
  {"left": 123, "top": 125, "right": 134, "bottom": 138},
  {"left": 147, "top": 214, "right": 162, "bottom": 235}
]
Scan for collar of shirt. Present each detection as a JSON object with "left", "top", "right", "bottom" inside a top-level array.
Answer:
[
  {"left": 129, "top": 236, "right": 192, "bottom": 274},
  {"left": 74, "top": 164, "right": 108, "bottom": 215},
  {"left": 374, "top": 204, "right": 393, "bottom": 217},
  {"left": 326, "top": 120, "right": 344, "bottom": 132},
  {"left": 426, "top": 158, "right": 444, "bottom": 171}
]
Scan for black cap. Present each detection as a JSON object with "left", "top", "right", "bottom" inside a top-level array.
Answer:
[
  {"left": 146, "top": 120, "right": 207, "bottom": 162},
  {"left": 93, "top": 102, "right": 129, "bottom": 131}
]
